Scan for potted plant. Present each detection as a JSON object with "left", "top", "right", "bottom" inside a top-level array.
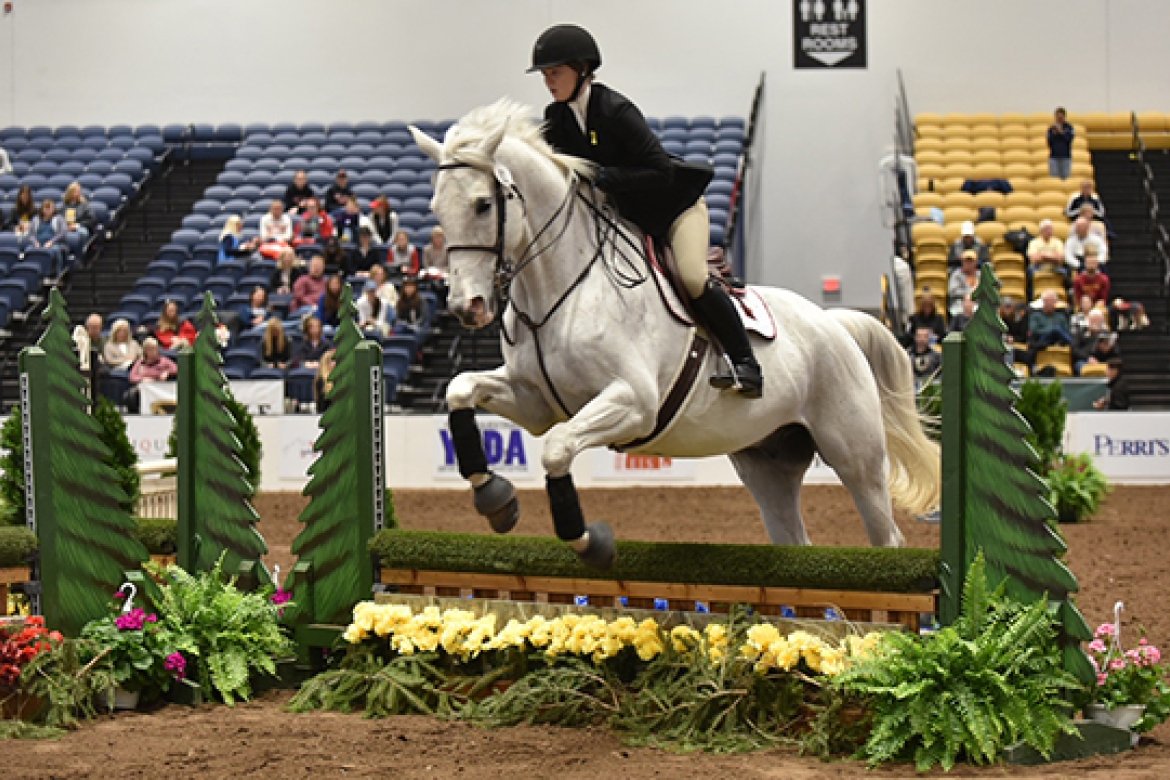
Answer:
[
  {"left": 79, "top": 585, "right": 187, "bottom": 710},
  {"left": 1086, "top": 612, "right": 1170, "bottom": 734},
  {"left": 1047, "top": 452, "right": 1110, "bottom": 523}
]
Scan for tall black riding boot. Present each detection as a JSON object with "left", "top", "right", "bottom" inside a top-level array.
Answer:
[{"left": 692, "top": 280, "right": 763, "bottom": 398}]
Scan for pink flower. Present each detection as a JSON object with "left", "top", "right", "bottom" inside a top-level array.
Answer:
[
  {"left": 145, "top": 614, "right": 158, "bottom": 623},
  {"left": 1109, "top": 657, "right": 1127, "bottom": 671},
  {"left": 114, "top": 608, "right": 147, "bottom": 631},
  {"left": 1147, "top": 646, "right": 1162, "bottom": 665},
  {"left": 1088, "top": 639, "right": 1106, "bottom": 654},
  {"left": 163, "top": 652, "right": 186, "bottom": 680},
  {"left": 1139, "top": 637, "right": 1149, "bottom": 646},
  {"left": 1095, "top": 623, "right": 1117, "bottom": 639},
  {"left": 271, "top": 589, "right": 292, "bottom": 606},
  {"left": 1097, "top": 672, "right": 1108, "bottom": 687},
  {"left": 112, "top": 590, "right": 126, "bottom": 600}
]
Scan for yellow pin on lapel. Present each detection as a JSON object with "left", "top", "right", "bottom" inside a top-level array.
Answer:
[{"left": 590, "top": 130, "right": 598, "bottom": 146}]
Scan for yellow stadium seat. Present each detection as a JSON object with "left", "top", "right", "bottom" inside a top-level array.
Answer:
[
  {"left": 1071, "top": 161, "right": 1095, "bottom": 179},
  {"left": 942, "top": 205, "right": 978, "bottom": 225},
  {"left": 1000, "top": 149, "right": 1034, "bottom": 165},
  {"left": 915, "top": 136, "right": 945, "bottom": 151},
  {"left": 918, "top": 163, "right": 946, "bottom": 181},
  {"left": 916, "top": 271, "right": 948, "bottom": 294},
  {"left": 975, "top": 221, "right": 1006, "bottom": 245},
  {"left": 916, "top": 150, "right": 947, "bottom": 166},
  {"left": 1036, "top": 204, "right": 1067, "bottom": 222},
  {"left": 913, "top": 192, "right": 944, "bottom": 209},
  {"left": 1013, "top": 362, "right": 1032, "bottom": 378},
  {"left": 1004, "top": 191, "right": 1038, "bottom": 209},
  {"left": 971, "top": 149, "right": 1002, "bottom": 165},
  {"left": 943, "top": 163, "right": 975, "bottom": 181},
  {"left": 936, "top": 176, "right": 967, "bottom": 194},
  {"left": 995, "top": 261, "right": 1025, "bottom": 280},
  {"left": 912, "top": 221, "right": 945, "bottom": 243},
  {"left": 1033, "top": 176, "right": 1071, "bottom": 193},
  {"left": 941, "top": 124, "right": 973, "bottom": 139},
  {"left": 1003, "top": 162, "right": 1034, "bottom": 181},
  {"left": 1034, "top": 347, "right": 1073, "bottom": 377},
  {"left": 1000, "top": 122, "right": 1029, "bottom": 137},
  {"left": 1033, "top": 271, "right": 1066, "bottom": 293},
  {"left": 970, "top": 123, "right": 999, "bottom": 138},
  {"left": 1026, "top": 112, "right": 1054, "bottom": 124},
  {"left": 1137, "top": 112, "right": 1168, "bottom": 133},
  {"left": 966, "top": 113, "right": 998, "bottom": 126},
  {"left": 1079, "top": 361, "right": 1109, "bottom": 378},
  {"left": 942, "top": 191, "right": 976, "bottom": 207},
  {"left": 999, "top": 112, "right": 1031, "bottom": 126},
  {"left": 999, "top": 137, "right": 1033, "bottom": 153},
  {"left": 972, "top": 190, "right": 1006, "bottom": 208},
  {"left": 942, "top": 223, "right": 964, "bottom": 243},
  {"left": 1002, "top": 205, "right": 1038, "bottom": 225},
  {"left": 972, "top": 162, "right": 1004, "bottom": 179},
  {"left": 942, "top": 149, "right": 975, "bottom": 165},
  {"left": 1051, "top": 221, "right": 1071, "bottom": 241},
  {"left": 1034, "top": 190, "right": 1070, "bottom": 208}
]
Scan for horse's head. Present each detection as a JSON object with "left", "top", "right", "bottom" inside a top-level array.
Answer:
[{"left": 411, "top": 120, "right": 527, "bottom": 330}]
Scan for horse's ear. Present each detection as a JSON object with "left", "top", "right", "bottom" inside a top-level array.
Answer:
[
  {"left": 479, "top": 121, "right": 507, "bottom": 159},
  {"left": 410, "top": 125, "right": 443, "bottom": 162}
]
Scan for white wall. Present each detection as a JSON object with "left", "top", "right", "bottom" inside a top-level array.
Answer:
[{"left": 2, "top": 0, "right": 1169, "bottom": 306}]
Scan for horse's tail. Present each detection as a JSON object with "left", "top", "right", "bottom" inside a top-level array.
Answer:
[{"left": 828, "top": 309, "right": 941, "bottom": 515}]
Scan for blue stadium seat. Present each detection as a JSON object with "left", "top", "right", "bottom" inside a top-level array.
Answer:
[
  {"left": 180, "top": 214, "right": 212, "bottom": 231},
  {"left": 286, "top": 367, "right": 317, "bottom": 407},
  {"left": 216, "top": 124, "right": 243, "bottom": 143}
]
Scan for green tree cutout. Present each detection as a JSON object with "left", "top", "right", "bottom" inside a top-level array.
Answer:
[
  {"left": 177, "top": 294, "right": 268, "bottom": 579},
  {"left": 23, "top": 288, "right": 149, "bottom": 635},
  {"left": 941, "top": 264, "right": 1093, "bottom": 684},
  {"left": 288, "top": 285, "right": 389, "bottom": 625},
  {"left": 93, "top": 396, "right": 141, "bottom": 514}
]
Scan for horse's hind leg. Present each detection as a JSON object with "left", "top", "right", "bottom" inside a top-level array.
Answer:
[{"left": 729, "top": 424, "right": 816, "bottom": 545}]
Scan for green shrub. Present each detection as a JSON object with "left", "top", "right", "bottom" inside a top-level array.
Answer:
[
  {"left": 92, "top": 396, "right": 140, "bottom": 513},
  {"left": 1016, "top": 380, "right": 1067, "bottom": 472},
  {"left": 1047, "top": 453, "right": 1111, "bottom": 522},
  {"left": 0, "top": 525, "right": 37, "bottom": 567},
  {"left": 0, "top": 406, "right": 24, "bottom": 526}
]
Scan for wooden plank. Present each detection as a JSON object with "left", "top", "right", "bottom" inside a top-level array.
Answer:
[{"left": 0, "top": 566, "right": 31, "bottom": 584}]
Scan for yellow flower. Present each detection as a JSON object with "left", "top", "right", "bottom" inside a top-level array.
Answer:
[
  {"left": 342, "top": 624, "right": 368, "bottom": 644},
  {"left": 671, "top": 625, "right": 701, "bottom": 654},
  {"left": 351, "top": 601, "right": 379, "bottom": 633}
]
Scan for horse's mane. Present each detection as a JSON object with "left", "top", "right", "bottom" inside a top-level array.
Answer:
[{"left": 445, "top": 98, "right": 596, "bottom": 182}]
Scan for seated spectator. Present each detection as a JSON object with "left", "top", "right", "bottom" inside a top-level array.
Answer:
[
  {"left": 293, "top": 197, "right": 334, "bottom": 246},
  {"left": 347, "top": 226, "right": 385, "bottom": 276},
  {"left": 1027, "top": 219, "right": 1065, "bottom": 274},
  {"left": 258, "top": 200, "right": 293, "bottom": 259},
  {"left": 4, "top": 185, "right": 35, "bottom": 236},
  {"left": 1073, "top": 309, "right": 1119, "bottom": 374},
  {"left": 388, "top": 230, "right": 421, "bottom": 277},
  {"left": 422, "top": 226, "right": 449, "bottom": 271},
  {"left": 946, "top": 221, "right": 989, "bottom": 268},
  {"left": 324, "top": 169, "right": 354, "bottom": 214},
  {"left": 292, "top": 254, "right": 328, "bottom": 312},
  {"left": 316, "top": 273, "right": 346, "bottom": 328},
  {"left": 356, "top": 279, "right": 394, "bottom": 338},
  {"left": 1046, "top": 107, "right": 1074, "bottom": 180},
  {"left": 1076, "top": 202, "right": 1108, "bottom": 240},
  {"left": 332, "top": 196, "right": 363, "bottom": 244},
  {"left": 126, "top": 337, "right": 178, "bottom": 413},
  {"left": 103, "top": 318, "right": 142, "bottom": 370},
  {"left": 154, "top": 299, "right": 197, "bottom": 350},
  {"left": 270, "top": 247, "right": 304, "bottom": 295},
  {"left": 60, "top": 182, "right": 95, "bottom": 247},
  {"left": 293, "top": 315, "right": 331, "bottom": 369},
  {"left": 322, "top": 235, "right": 348, "bottom": 270},
  {"left": 239, "top": 285, "right": 270, "bottom": 329},
  {"left": 1028, "top": 289, "right": 1073, "bottom": 350},
  {"left": 368, "top": 262, "right": 399, "bottom": 310},
  {"left": 396, "top": 276, "right": 427, "bottom": 329},
  {"left": 314, "top": 348, "right": 337, "bottom": 413},
  {"left": 0, "top": 145, "right": 11, "bottom": 175},
  {"left": 73, "top": 312, "right": 105, "bottom": 373},
  {"left": 1065, "top": 216, "right": 1108, "bottom": 268},
  {"left": 261, "top": 317, "right": 290, "bottom": 370},
  {"left": 947, "top": 250, "right": 979, "bottom": 317},
  {"left": 907, "top": 326, "right": 941, "bottom": 389},
  {"left": 908, "top": 289, "right": 947, "bottom": 344},
  {"left": 218, "top": 214, "right": 258, "bottom": 265},
  {"left": 1066, "top": 179, "right": 1105, "bottom": 221},
  {"left": 948, "top": 294, "right": 976, "bottom": 333},
  {"left": 1093, "top": 358, "right": 1130, "bottom": 410},
  {"left": 1000, "top": 296, "right": 1032, "bottom": 367},
  {"left": 29, "top": 199, "right": 68, "bottom": 273},
  {"left": 1070, "top": 293, "right": 1096, "bottom": 336},
  {"left": 283, "top": 169, "right": 316, "bottom": 214},
  {"left": 364, "top": 195, "right": 398, "bottom": 244},
  {"left": 1072, "top": 246, "right": 1110, "bottom": 305}
]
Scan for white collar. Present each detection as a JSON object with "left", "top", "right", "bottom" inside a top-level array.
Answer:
[{"left": 570, "top": 79, "right": 593, "bottom": 134}]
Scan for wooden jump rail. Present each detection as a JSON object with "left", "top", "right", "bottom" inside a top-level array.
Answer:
[{"left": 380, "top": 567, "right": 937, "bottom": 631}]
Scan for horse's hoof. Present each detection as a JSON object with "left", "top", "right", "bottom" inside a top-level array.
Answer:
[
  {"left": 576, "top": 521, "right": 616, "bottom": 569},
  {"left": 474, "top": 474, "right": 519, "bottom": 534}
]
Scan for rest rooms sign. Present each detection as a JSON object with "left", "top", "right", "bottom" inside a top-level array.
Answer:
[{"left": 794, "top": 0, "right": 867, "bottom": 69}]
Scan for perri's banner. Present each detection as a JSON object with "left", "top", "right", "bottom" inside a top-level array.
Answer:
[{"left": 793, "top": 0, "right": 867, "bottom": 69}]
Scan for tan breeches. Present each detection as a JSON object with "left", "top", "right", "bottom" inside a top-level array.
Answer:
[{"left": 668, "top": 197, "right": 711, "bottom": 298}]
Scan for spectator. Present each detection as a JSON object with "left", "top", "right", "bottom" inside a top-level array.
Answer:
[
  {"left": 29, "top": 199, "right": 69, "bottom": 274},
  {"left": 946, "top": 221, "right": 989, "bottom": 268},
  {"left": 364, "top": 195, "right": 399, "bottom": 244},
  {"left": 1028, "top": 289, "right": 1073, "bottom": 350},
  {"left": 73, "top": 312, "right": 106, "bottom": 372},
  {"left": 356, "top": 279, "right": 394, "bottom": 338},
  {"left": 948, "top": 294, "right": 976, "bottom": 333},
  {"left": 314, "top": 348, "right": 337, "bottom": 414},
  {"left": 1093, "top": 358, "right": 1130, "bottom": 410},
  {"left": 239, "top": 285, "right": 270, "bottom": 329},
  {"left": 1072, "top": 246, "right": 1110, "bottom": 306},
  {"left": 217, "top": 214, "right": 258, "bottom": 265},
  {"left": 60, "top": 182, "right": 95, "bottom": 247},
  {"left": 1027, "top": 219, "right": 1064, "bottom": 272},
  {"left": 907, "top": 326, "right": 941, "bottom": 389},
  {"left": 270, "top": 247, "right": 304, "bottom": 295},
  {"left": 348, "top": 226, "right": 385, "bottom": 276},
  {"left": 316, "top": 274, "right": 345, "bottom": 328},
  {"left": 261, "top": 317, "right": 290, "bottom": 370},
  {"left": 1001, "top": 296, "right": 1032, "bottom": 367},
  {"left": 5, "top": 185, "right": 35, "bottom": 236},
  {"left": 324, "top": 169, "right": 354, "bottom": 213},
  {"left": 1065, "top": 178, "right": 1105, "bottom": 220},
  {"left": 368, "top": 262, "right": 399, "bottom": 310},
  {"left": 1047, "top": 106, "right": 1074, "bottom": 180},
  {"left": 1071, "top": 293, "right": 1096, "bottom": 336},
  {"left": 1074, "top": 309, "right": 1119, "bottom": 374},
  {"left": 388, "top": 230, "right": 421, "bottom": 277},
  {"left": 422, "top": 226, "right": 449, "bottom": 271},
  {"left": 0, "top": 145, "right": 11, "bottom": 175},
  {"left": 283, "top": 169, "right": 316, "bottom": 214},
  {"left": 293, "top": 315, "right": 331, "bottom": 369},
  {"left": 1076, "top": 202, "right": 1108, "bottom": 241},
  {"left": 322, "top": 235, "right": 347, "bottom": 270},
  {"left": 154, "top": 299, "right": 197, "bottom": 350},
  {"left": 258, "top": 200, "right": 293, "bottom": 258},
  {"left": 126, "top": 337, "right": 177, "bottom": 413},
  {"left": 908, "top": 289, "right": 947, "bottom": 344},
  {"left": 103, "top": 318, "right": 142, "bottom": 370},
  {"left": 292, "top": 254, "right": 328, "bottom": 312},
  {"left": 947, "top": 250, "right": 979, "bottom": 317},
  {"left": 293, "top": 197, "right": 334, "bottom": 246},
  {"left": 332, "top": 196, "right": 362, "bottom": 244},
  {"left": 396, "top": 276, "right": 426, "bottom": 329},
  {"left": 1065, "top": 216, "right": 1108, "bottom": 269}
]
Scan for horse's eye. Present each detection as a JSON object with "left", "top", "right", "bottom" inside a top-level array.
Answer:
[{"left": 474, "top": 197, "right": 492, "bottom": 216}]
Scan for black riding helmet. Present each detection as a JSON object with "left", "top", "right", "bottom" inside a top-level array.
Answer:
[{"left": 527, "top": 24, "right": 602, "bottom": 74}]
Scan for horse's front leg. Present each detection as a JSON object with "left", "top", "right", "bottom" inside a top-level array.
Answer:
[
  {"left": 447, "top": 367, "right": 556, "bottom": 534},
  {"left": 541, "top": 382, "right": 654, "bottom": 569}
]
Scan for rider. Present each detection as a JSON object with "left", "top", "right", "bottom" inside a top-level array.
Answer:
[{"left": 529, "top": 24, "right": 763, "bottom": 398}]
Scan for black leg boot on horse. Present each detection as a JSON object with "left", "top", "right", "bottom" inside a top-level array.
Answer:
[
  {"left": 449, "top": 408, "right": 520, "bottom": 533},
  {"left": 692, "top": 279, "right": 763, "bottom": 398}
]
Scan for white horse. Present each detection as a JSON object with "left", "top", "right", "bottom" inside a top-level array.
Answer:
[{"left": 410, "top": 100, "right": 939, "bottom": 568}]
